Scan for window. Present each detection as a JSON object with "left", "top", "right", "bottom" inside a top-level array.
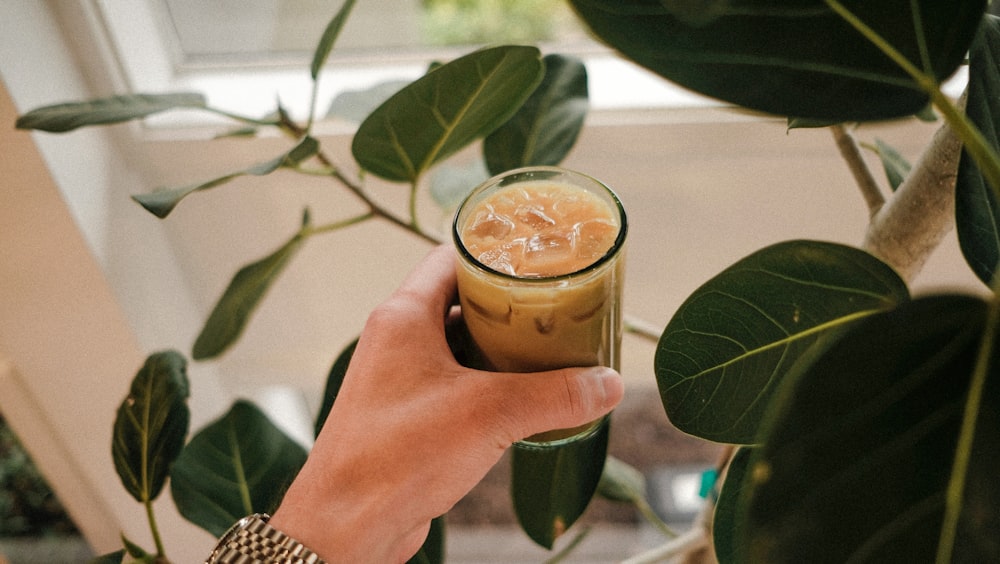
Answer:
[{"left": 82, "top": 0, "right": 716, "bottom": 131}]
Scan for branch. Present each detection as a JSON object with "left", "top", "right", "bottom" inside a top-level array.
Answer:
[
  {"left": 862, "top": 93, "right": 966, "bottom": 283},
  {"left": 831, "top": 124, "right": 886, "bottom": 217}
]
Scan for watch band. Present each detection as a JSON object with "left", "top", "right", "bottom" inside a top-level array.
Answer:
[{"left": 206, "top": 513, "right": 326, "bottom": 564}]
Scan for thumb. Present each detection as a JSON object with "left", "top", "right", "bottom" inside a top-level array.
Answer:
[{"left": 487, "top": 366, "right": 624, "bottom": 444}]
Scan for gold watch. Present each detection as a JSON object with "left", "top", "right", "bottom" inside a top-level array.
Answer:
[{"left": 206, "top": 513, "right": 326, "bottom": 564}]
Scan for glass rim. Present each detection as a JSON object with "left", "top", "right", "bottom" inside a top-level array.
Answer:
[{"left": 452, "top": 166, "right": 628, "bottom": 283}]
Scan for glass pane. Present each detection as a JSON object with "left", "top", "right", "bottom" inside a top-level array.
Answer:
[{"left": 161, "top": 0, "right": 588, "bottom": 65}]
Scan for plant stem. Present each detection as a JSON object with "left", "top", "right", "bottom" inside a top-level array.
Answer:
[
  {"left": 635, "top": 496, "right": 679, "bottom": 538},
  {"left": 621, "top": 526, "right": 708, "bottom": 564},
  {"left": 145, "top": 496, "right": 166, "bottom": 559},
  {"left": 277, "top": 115, "right": 442, "bottom": 244},
  {"left": 204, "top": 106, "right": 282, "bottom": 127},
  {"left": 304, "top": 211, "right": 377, "bottom": 236},
  {"left": 830, "top": 124, "right": 885, "bottom": 217},
  {"left": 862, "top": 108, "right": 962, "bottom": 283},
  {"left": 624, "top": 315, "right": 664, "bottom": 343}
]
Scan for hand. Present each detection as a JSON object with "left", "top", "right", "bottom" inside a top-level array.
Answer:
[{"left": 269, "top": 244, "right": 624, "bottom": 563}]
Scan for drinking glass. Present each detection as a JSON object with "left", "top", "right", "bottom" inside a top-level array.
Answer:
[{"left": 452, "top": 166, "right": 627, "bottom": 448}]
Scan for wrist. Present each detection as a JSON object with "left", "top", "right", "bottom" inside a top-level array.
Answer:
[
  {"left": 269, "top": 469, "right": 424, "bottom": 564},
  {"left": 206, "top": 513, "right": 325, "bottom": 564}
]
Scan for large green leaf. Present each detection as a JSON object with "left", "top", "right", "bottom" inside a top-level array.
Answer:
[
  {"left": 483, "top": 53, "right": 589, "bottom": 175},
  {"left": 170, "top": 400, "right": 308, "bottom": 537},
  {"left": 112, "top": 351, "right": 190, "bottom": 503},
  {"left": 133, "top": 136, "right": 318, "bottom": 218},
  {"left": 511, "top": 420, "right": 608, "bottom": 549},
  {"left": 655, "top": 240, "right": 909, "bottom": 444},
  {"left": 192, "top": 212, "right": 311, "bottom": 360},
  {"left": 351, "top": 45, "right": 544, "bottom": 182},
  {"left": 15, "top": 93, "right": 206, "bottom": 133},
  {"left": 737, "top": 294, "right": 1000, "bottom": 563},
  {"left": 569, "top": 0, "right": 985, "bottom": 121},
  {"left": 957, "top": 15, "right": 1000, "bottom": 286}
]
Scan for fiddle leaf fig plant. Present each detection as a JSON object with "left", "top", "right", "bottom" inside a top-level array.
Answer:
[{"left": 14, "top": 0, "right": 1000, "bottom": 562}]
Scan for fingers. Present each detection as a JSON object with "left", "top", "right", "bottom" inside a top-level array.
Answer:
[
  {"left": 481, "top": 366, "right": 624, "bottom": 444},
  {"left": 391, "top": 244, "right": 457, "bottom": 318}
]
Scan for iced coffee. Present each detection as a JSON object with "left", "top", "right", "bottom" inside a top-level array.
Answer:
[{"left": 453, "top": 166, "right": 627, "bottom": 447}]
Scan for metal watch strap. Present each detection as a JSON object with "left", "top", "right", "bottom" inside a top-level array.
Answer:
[{"left": 207, "top": 513, "right": 326, "bottom": 564}]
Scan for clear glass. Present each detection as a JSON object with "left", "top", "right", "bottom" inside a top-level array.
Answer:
[{"left": 452, "top": 166, "right": 627, "bottom": 448}]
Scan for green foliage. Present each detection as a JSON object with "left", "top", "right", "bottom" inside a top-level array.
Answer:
[
  {"left": 192, "top": 210, "right": 312, "bottom": 360},
  {"left": 511, "top": 421, "right": 608, "bottom": 549},
  {"left": 867, "top": 138, "right": 913, "bottom": 191},
  {"left": 112, "top": 351, "right": 190, "bottom": 504},
  {"left": 352, "top": 45, "right": 544, "bottom": 183},
  {"left": 712, "top": 448, "right": 753, "bottom": 562},
  {"left": 569, "top": 0, "right": 984, "bottom": 121},
  {"left": 133, "top": 136, "right": 319, "bottom": 219},
  {"left": 655, "top": 240, "right": 910, "bottom": 444},
  {"left": 483, "top": 53, "right": 589, "bottom": 175},
  {"left": 958, "top": 15, "right": 1000, "bottom": 285},
  {"left": 0, "top": 416, "right": 78, "bottom": 536},
  {"left": 14, "top": 93, "right": 206, "bottom": 133},
  {"left": 170, "top": 400, "right": 308, "bottom": 537},
  {"left": 310, "top": 0, "right": 356, "bottom": 80},
  {"left": 739, "top": 295, "right": 999, "bottom": 563},
  {"left": 421, "top": 0, "right": 572, "bottom": 46}
]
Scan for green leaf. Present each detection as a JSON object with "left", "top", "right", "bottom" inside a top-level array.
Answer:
[
  {"left": 483, "top": 53, "right": 589, "bottom": 175},
  {"left": 569, "top": 0, "right": 984, "bottom": 121},
  {"left": 352, "top": 45, "right": 544, "bottom": 182},
  {"left": 15, "top": 93, "right": 206, "bottom": 133},
  {"left": 120, "top": 534, "right": 151, "bottom": 560},
  {"left": 214, "top": 126, "right": 259, "bottom": 139},
  {"left": 112, "top": 351, "right": 191, "bottom": 503},
  {"left": 88, "top": 550, "right": 125, "bottom": 564},
  {"left": 192, "top": 214, "right": 310, "bottom": 360},
  {"left": 170, "top": 400, "right": 308, "bottom": 537},
  {"left": 655, "top": 240, "right": 909, "bottom": 444},
  {"left": 739, "top": 295, "right": 1000, "bottom": 563},
  {"left": 133, "top": 136, "right": 319, "bottom": 218},
  {"left": 511, "top": 420, "right": 608, "bottom": 549},
  {"left": 713, "top": 447, "right": 753, "bottom": 564},
  {"left": 310, "top": 0, "right": 357, "bottom": 79},
  {"left": 314, "top": 338, "right": 357, "bottom": 437},
  {"left": 869, "top": 138, "right": 912, "bottom": 191},
  {"left": 957, "top": 15, "right": 1000, "bottom": 286}
]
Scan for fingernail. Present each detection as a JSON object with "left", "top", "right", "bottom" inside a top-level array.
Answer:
[{"left": 587, "top": 366, "right": 623, "bottom": 409}]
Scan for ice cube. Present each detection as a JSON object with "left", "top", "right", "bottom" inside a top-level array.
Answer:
[
  {"left": 521, "top": 230, "right": 576, "bottom": 276},
  {"left": 534, "top": 312, "right": 555, "bottom": 334},
  {"left": 514, "top": 204, "right": 556, "bottom": 230},
  {"left": 477, "top": 247, "right": 516, "bottom": 275},
  {"left": 574, "top": 219, "right": 617, "bottom": 258},
  {"left": 468, "top": 210, "right": 514, "bottom": 240}
]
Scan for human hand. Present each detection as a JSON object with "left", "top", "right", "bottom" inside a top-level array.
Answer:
[{"left": 268, "top": 244, "right": 624, "bottom": 563}]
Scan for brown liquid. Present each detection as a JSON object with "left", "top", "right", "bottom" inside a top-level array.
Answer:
[{"left": 456, "top": 180, "right": 625, "bottom": 444}]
